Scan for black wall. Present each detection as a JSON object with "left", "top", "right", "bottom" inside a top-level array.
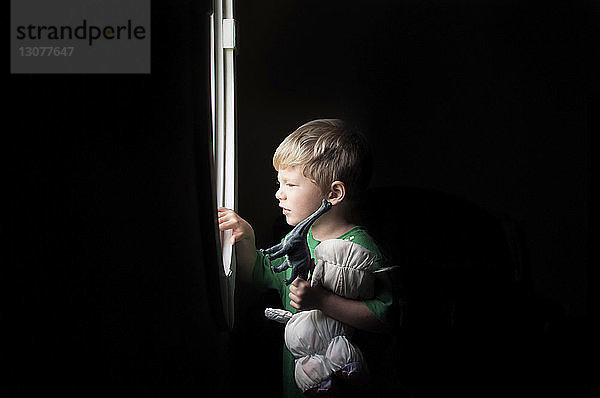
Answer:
[
  {"left": 7, "top": 1, "right": 232, "bottom": 397},
  {"left": 233, "top": 0, "right": 596, "bottom": 396}
]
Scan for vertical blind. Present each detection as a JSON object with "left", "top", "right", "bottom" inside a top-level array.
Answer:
[{"left": 210, "top": 0, "right": 236, "bottom": 328}]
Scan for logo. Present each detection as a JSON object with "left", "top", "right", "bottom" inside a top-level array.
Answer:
[{"left": 11, "top": 0, "right": 151, "bottom": 74}]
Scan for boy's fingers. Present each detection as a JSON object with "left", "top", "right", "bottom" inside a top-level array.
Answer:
[
  {"left": 218, "top": 211, "right": 235, "bottom": 220},
  {"left": 288, "top": 291, "right": 299, "bottom": 302},
  {"left": 219, "top": 219, "right": 238, "bottom": 231},
  {"left": 291, "top": 278, "right": 311, "bottom": 291},
  {"left": 218, "top": 215, "right": 232, "bottom": 225},
  {"left": 219, "top": 213, "right": 243, "bottom": 227},
  {"left": 219, "top": 217, "right": 238, "bottom": 227}
]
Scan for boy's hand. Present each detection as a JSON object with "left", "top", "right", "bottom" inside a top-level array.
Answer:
[
  {"left": 288, "top": 277, "right": 327, "bottom": 311},
  {"left": 217, "top": 207, "right": 255, "bottom": 245},
  {"left": 217, "top": 207, "right": 257, "bottom": 283}
]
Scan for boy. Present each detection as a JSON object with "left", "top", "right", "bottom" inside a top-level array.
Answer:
[{"left": 218, "top": 119, "right": 395, "bottom": 397}]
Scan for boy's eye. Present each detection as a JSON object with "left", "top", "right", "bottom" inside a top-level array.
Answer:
[{"left": 275, "top": 180, "right": 295, "bottom": 187}]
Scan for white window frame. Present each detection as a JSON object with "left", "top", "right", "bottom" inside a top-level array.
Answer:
[{"left": 210, "top": 0, "right": 236, "bottom": 328}]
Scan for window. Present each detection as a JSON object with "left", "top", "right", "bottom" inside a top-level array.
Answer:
[{"left": 210, "top": 0, "right": 236, "bottom": 328}]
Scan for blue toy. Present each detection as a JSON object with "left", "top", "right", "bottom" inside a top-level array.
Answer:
[{"left": 261, "top": 199, "right": 332, "bottom": 285}]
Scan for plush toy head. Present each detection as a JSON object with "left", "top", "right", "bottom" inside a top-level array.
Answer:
[{"left": 310, "top": 239, "right": 377, "bottom": 299}]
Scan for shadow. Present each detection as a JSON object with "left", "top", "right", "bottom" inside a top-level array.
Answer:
[{"left": 355, "top": 185, "right": 568, "bottom": 397}]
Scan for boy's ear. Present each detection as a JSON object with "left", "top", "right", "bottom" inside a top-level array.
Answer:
[{"left": 327, "top": 181, "right": 346, "bottom": 205}]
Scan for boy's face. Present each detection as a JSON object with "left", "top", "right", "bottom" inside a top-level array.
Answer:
[{"left": 275, "top": 166, "right": 326, "bottom": 226}]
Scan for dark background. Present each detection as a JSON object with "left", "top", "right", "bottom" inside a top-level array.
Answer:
[
  {"left": 5, "top": 0, "right": 597, "bottom": 397},
  {"left": 233, "top": 1, "right": 597, "bottom": 397},
  {"left": 7, "top": 1, "right": 230, "bottom": 396}
]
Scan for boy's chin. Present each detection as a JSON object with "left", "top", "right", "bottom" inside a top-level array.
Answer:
[{"left": 285, "top": 215, "right": 300, "bottom": 226}]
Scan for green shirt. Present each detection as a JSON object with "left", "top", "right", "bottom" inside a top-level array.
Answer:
[{"left": 253, "top": 226, "right": 395, "bottom": 398}]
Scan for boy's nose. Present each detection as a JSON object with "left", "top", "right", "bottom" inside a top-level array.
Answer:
[{"left": 275, "top": 189, "right": 285, "bottom": 200}]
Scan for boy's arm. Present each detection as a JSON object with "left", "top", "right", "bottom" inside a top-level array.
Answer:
[
  {"left": 320, "top": 289, "right": 389, "bottom": 333},
  {"left": 288, "top": 278, "right": 388, "bottom": 333},
  {"left": 218, "top": 207, "right": 288, "bottom": 290},
  {"left": 234, "top": 238, "right": 258, "bottom": 284}
]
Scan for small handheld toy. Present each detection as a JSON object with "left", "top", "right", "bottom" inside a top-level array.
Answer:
[{"left": 261, "top": 199, "right": 332, "bottom": 285}]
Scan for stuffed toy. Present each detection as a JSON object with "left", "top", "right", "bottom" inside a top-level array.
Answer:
[{"left": 265, "top": 239, "right": 378, "bottom": 395}]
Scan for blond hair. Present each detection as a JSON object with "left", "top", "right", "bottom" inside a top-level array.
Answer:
[{"left": 273, "top": 119, "right": 372, "bottom": 200}]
